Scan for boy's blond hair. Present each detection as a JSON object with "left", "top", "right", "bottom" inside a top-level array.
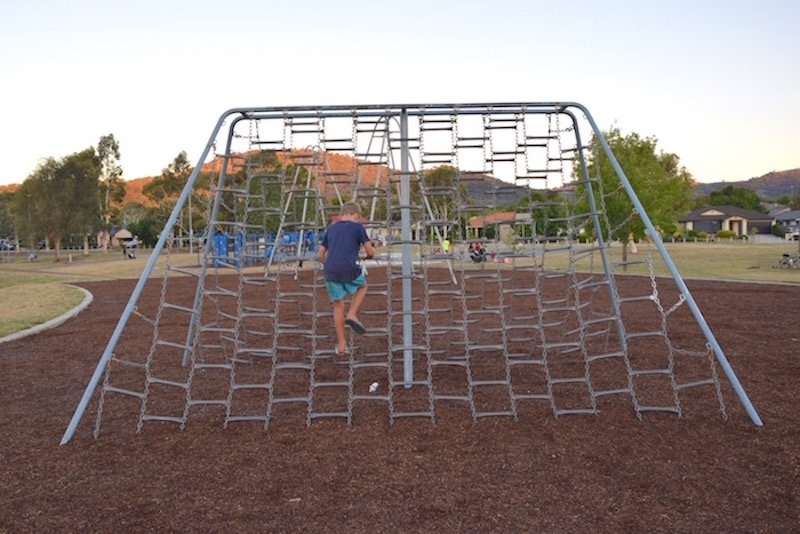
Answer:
[{"left": 340, "top": 202, "right": 362, "bottom": 217}]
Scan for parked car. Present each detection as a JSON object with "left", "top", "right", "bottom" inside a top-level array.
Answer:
[{"left": 0, "top": 240, "right": 15, "bottom": 251}]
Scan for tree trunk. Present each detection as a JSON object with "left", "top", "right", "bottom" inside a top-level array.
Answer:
[
  {"left": 53, "top": 237, "right": 62, "bottom": 262},
  {"left": 100, "top": 229, "right": 110, "bottom": 253},
  {"left": 83, "top": 235, "right": 90, "bottom": 256},
  {"left": 621, "top": 240, "right": 628, "bottom": 272},
  {"left": 188, "top": 195, "right": 193, "bottom": 255},
  {"left": 102, "top": 185, "right": 111, "bottom": 252}
]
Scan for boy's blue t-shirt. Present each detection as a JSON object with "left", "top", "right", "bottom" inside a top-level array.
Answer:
[{"left": 321, "top": 220, "right": 369, "bottom": 282}]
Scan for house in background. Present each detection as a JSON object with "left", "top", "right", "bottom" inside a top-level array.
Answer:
[
  {"left": 767, "top": 204, "right": 792, "bottom": 218},
  {"left": 467, "top": 211, "right": 532, "bottom": 241},
  {"left": 774, "top": 209, "right": 800, "bottom": 238},
  {"left": 678, "top": 205, "right": 773, "bottom": 236}
]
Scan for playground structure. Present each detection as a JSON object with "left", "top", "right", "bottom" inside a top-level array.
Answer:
[{"left": 61, "top": 103, "right": 761, "bottom": 444}]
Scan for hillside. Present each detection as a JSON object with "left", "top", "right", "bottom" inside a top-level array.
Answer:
[
  {"left": 121, "top": 176, "right": 158, "bottom": 206},
  {"left": 117, "top": 152, "right": 532, "bottom": 206},
  {"left": 693, "top": 168, "right": 800, "bottom": 199},
  {"left": 3, "top": 160, "right": 798, "bottom": 204},
  {"left": 459, "top": 172, "right": 532, "bottom": 205}
]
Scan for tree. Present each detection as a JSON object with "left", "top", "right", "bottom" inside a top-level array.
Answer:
[
  {"left": 0, "top": 191, "right": 15, "bottom": 242},
  {"left": 708, "top": 185, "right": 766, "bottom": 213},
  {"left": 13, "top": 149, "right": 100, "bottom": 261},
  {"left": 127, "top": 217, "right": 159, "bottom": 247},
  {"left": 119, "top": 202, "right": 152, "bottom": 226},
  {"left": 577, "top": 128, "right": 693, "bottom": 266},
  {"left": 144, "top": 151, "right": 193, "bottom": 249},
  {"left": 97, "top": 134, "right": 125, "bottom": 252},
  {"left": 776, "top": 193, "right": 800, "bottom": 210},
  {"left": 689, "top": 193, "right": 711, "bottom": 211},
  {"left": 216, "top": 150, "right": 288, "bottom": 234},
  {"left": 143, "top": 151, "right": 192, "bottom": 206},
  {"left": 421, "top": 165, "right": 464, "bottom": 240},
  {"left": 517, "top": 189, "right": 566, "bottom": 238}
]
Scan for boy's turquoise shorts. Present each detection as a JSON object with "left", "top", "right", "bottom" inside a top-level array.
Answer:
[{"left": 324, "top": 273, "right": 366, "bottom": 302}]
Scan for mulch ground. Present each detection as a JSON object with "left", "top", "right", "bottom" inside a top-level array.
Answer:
[{"left": 1, "top": 274, "right": 798, "bottom": 532}]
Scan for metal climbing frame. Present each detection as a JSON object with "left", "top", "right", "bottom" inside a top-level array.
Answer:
[{"left": 61, "top": 102, "right": 761, "bottom": 444}]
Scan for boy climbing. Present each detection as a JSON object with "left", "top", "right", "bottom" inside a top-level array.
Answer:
[{"left": 318, "top": 202, "right": 375, "bottom": 357}]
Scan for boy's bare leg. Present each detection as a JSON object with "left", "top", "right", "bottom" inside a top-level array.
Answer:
[
  {"left": 333, "top": 299, "right": 347, "bottom": 353},
  {"left": 346, "top": 285, "right": 368, "bottom": 323}
]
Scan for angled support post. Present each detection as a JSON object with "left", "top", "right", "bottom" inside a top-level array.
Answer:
[
  {"left": 60, "top": 110, "right": 237, "bottom": 444},
  {"left": 574, "top": 102, "right": 763, "bottom": 427}
]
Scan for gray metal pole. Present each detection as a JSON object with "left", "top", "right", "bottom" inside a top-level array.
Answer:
[
  {"left": 188, "top": 194, "right": 193, "bottom": 255},
  {"left": 575, "top": 103, "right": 763, "bottom": 427},
  {"left": 568, "top": 111, "right": 630, "bottom": 357},
  {"left": 400, "top": 109, "right": 414, "bottom": 387},
  {"left": 180, "top": 119, "right": 240, "bottom": 367},
  {"left": 60, "top": 111, "right": 236, "bottom": 445}
]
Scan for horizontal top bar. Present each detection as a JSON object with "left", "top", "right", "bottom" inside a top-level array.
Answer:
[{"left": 222, "top": 102, "right": 589, "bottom": 122}]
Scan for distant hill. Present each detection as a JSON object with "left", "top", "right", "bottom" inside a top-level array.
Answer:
[
  {"left": 458, "top": 172, "right": 532, "bottom": 206},
  {"left": 117, "top": 153, "right": 533, "bottom": 207},
  {"left": 694, "top": 168, "right": 800, "bottom": 199},
  {"left": 120, "top": 176, "right": 157, "bottom": 206},
  {"left": 4, "top": 157, "right": 797, "bottom": 205}
]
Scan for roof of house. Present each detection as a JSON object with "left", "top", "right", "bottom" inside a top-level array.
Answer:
[
  {"left": 767, "top": 204, "right": 792, "bottom": 217},
  {"left": 679, "top": 205, "right": 774, "bottom": 222},
  {"left": 467, "top": 211, "right": 517, "bottom": 228},
  {"left": 113, "top": 229, "right": 133, "bottom": 240},
  {"left": 774, "top": 209, "right": 800, "bottom": 222}
]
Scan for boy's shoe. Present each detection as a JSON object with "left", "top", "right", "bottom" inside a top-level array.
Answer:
[
  {"left": 334, "top": 346, "right": 346, "bottom": 358},
  {"left": 345, "top": 318, "right": 366, "bottom": 335}
]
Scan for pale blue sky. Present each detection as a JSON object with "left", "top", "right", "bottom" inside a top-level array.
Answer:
[{"left": 1, "top": 0, "right": 797, "bottom": 185}]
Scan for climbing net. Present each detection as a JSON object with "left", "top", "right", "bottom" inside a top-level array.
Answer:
[{"left": 83, "top": 103, "right": 739, "bottom": 440}]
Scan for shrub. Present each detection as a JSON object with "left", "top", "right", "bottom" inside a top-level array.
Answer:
[
  {"left": 127, "top": 219, "right": 158, "bottom": 247},
  {"left": 772, "top": 224, "right": 787, "bottom": 238},
  {"left": 660, "top": 222, "right": 678, "bottom": 236},
  {"left": 716, "top": 230, "right": 737, "bottom": 239}
]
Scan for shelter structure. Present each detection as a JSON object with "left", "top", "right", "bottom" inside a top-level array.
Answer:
[{"left": 111, "top": 229, "right": 133, "bottom": 247}]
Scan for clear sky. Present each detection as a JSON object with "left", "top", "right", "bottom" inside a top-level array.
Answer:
[{"left": 1, "top": 0, "right": 797, "bottom": 186}]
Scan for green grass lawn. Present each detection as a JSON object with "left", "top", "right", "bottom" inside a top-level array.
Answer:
[
  {"left": 1, "top": 242, "right": 798, "bottom": 340},
  {"left": 0, "top": 282, "right": 86, "bottom": 337},
  {"left": 0, "top": 249, "right": 201, "bottom": 339},
  {"left": 594, "top": 241, "right": 800, "bottom": 283},
  {"left": 662, "top": 241, "right": 800, "bottom": 280},
  {"left": 0, "top": 247, "right": 202, "bottom": 282}
]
